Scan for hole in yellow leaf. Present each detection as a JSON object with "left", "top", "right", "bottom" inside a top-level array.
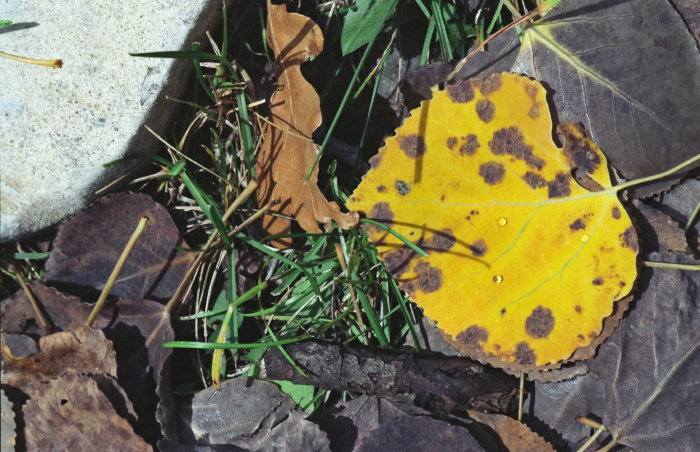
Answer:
[{"left": 493, "top": 275, "right": 503, "bottom": 284}]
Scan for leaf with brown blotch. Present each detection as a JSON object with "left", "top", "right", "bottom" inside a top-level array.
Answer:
[
  {"left": 348, "top": 73, "right": 639, "bottom": 370},
  {"left": 23, "top": 375, "right": 150, "bottom": 452},
  {"left": 468, "top": 411, "right": 556, "bottom": 452},
  {"left": 530, "top": 251, "right": 700, "bottom": 450},
  {"left": 44, "top": 192, "right": 194, "bottom": 302},
  {"left": 255, "top": 0, "right": 359, "bottom": 248}
]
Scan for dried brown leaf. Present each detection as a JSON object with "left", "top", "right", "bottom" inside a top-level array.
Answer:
[
  {"left": 1, "top": 282, "right": 175, "bottom": 443},
  {"left": 23, "top": 374, "right": 150, "bottom": 451},
  {"left": 467, "top": 411, "right": 556, "bottom": 452},
  {"left": 255, "top": 0, "right": 358, "bottom": 247},
  {"left": 2, "top": 326, "right": 117, "bottom": 396},
  {"left": 44, "top": 192, "right": 194, "bottom": 302}
]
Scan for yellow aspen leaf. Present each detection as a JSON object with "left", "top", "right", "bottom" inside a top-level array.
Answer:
[
  {"left": 347, "top": 73, "right": 639, "bottom": 369},
  {"left": 256, "top": 1, "right": 359, "bottom": 248}
]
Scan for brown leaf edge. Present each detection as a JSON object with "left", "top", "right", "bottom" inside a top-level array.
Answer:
[
  {"left": 255, "top": 0, "right": 358, "bottom": 248},
  {"left": 467, "top": 410, "right": 556, "bottom": 452},
  {"left": 440, "top": 293, "right": 633, "bottom": 381}
]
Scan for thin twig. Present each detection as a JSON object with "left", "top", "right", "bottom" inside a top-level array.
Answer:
[{"left": 86, "top": 216, "right": 149, "bottom": 327}]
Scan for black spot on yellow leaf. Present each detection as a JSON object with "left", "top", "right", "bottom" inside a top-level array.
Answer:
[
  {"left": 489, "top": 127, "right": 544, "bottom": 170},
  {"left": 569, "top": 219, "right": 586, "bottom": 231},
  {"left": 376, "top": 185, "right": 387, "bottom": 193},
  {"left": 446, "top": 137, "right": 457, "bottom": 149},
  {"left": 528, "top": 105, "right": 539, "bottom": 118},
  {"left": 446, "top": 79, "right": 475, "bottom": 103},
  {"left": 474, "top": 73, "right": 502, "bottom": 96},
  {"left": 384, "top": 246, "right": 417, "bottom": 278},
  {"left": 619, "top": 226, "right": 639, "bottom": 252},
  {"left": 402, "top": 281, "right": 416, "bottom": 297},
  {"left": 547, "top": 172, "right": 571, "bottom": 198},
  {"left": 430, "top": 229, "right": 456, "bottom": 253},
  {"left": 361, "top": 202, "right": 394, "bottom": 234},
  {"left": 619, "top": 281, "right": 626, "bottom": 288},
  {"left": 395, "top": 180, "right": 410, "bottom": 196},
  {"left": 592, "top": 277, "right": 604, "bottom": 286},
  {"left": 524, "top": 82, "right": 538, "bottom": 102},
  {"left": 612, "top": 206, "right": 621, "bottom": 219},
  {"left": 469, "top": 239, "right": 488, "bottom": 257},
  {"left": 525, "top": 306, "right": 555, "bottom": 339},
  {"left": 414, "top": 262, "right": 442, "bottom": 293},
  {"left": 369, "top": 153, "right": 382, "bottom": 168},
  {"left": 515, "top": 342, "right": 536, "bottom": 365},
  {"left": 460, "top": 134, "right": 480, "bottom": 156},
  {"left": 476, "top": 99, "right": 495, "bottom": 123},
  {"left": 523, "top": 171, "right": 546, "bottom": 189},
  {"left": 456, "top": 325, "right": 488, "bottom": 350},
  {"left": 562, "top": 123, "right": 602, "bottom": 175},
  {"left": 577, "top": 334, "right": 585, "bottom": 342},
  {"left": 479, "top": 161, "right": 505, "bottom": 185},
  {"left": 575, "top": 305, "right": 582, "bottom": 313},
  {"left": 399, "top": 134, "right": 426, "bottom": 158}
]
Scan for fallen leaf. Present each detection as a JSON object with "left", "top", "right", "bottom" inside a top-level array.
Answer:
[
  {"left": 630, "top": 200, "right": 688, "bottom": 253},
  {"left": 23, "top": 374, "right": 150, "bottom": 451},
  {"left": 256, "top": 1, "right": 359, "bottom": 248},
  {"left": 509, "top": 0, "right": 700, "bottom": 195},
  {"left": 358, "top": 416, "right": 484, "bottom": 452},
  {"left": 2, "top": 326, "right": 117, "bottom": 395},
  {"left": 529, "top": 251, "right": 700, "bottom": 450},
  {"left": 1, "top": 282, "right": 175, "bottom": 443},
  {"left": 347, "top": 73, "right": 638, "bottom": 369},
  {"left": 467, "top": 411, "right": 555, "bottom": 452},
  {"left": 174, "top": 379, "right": 330, "bottom": 451},
  {"left": 44, "top": 192, "right": 194, "bottom": 302}
]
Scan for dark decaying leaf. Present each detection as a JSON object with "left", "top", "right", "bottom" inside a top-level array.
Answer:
[
  {"left": 630, "top": 200, "right": 688, "bottom": 253},
  {"left": 529, "top": 251, "right": 700, "bottom": 451},
  {"left": 358, "top": 416, "right": 484, "bottom": 452},
  {"left": 509, "top": 0, "right": 700, "bottom": 195},
  {"left": 44, "top": 192, "right": 194, "bottom": 302},
  {"left": 23, "top": 374, "right": 150, "bottom": 451},
  {"left": 2, "top": 326, "right": 118, "bottom": 395},
  {"left": 172, "top": 379, "right": 330, "bottom": 451},
  {"left": 316, "top": 394, "right": 506, "bottom": 452},
  {"left": 262, "top": 341, "right": 518, "bottom": 414},
  {"left": 467, "top": 411, "right": 555, "bottom": 452},
  {"left": 1, "top": 282, "right": 175, "bottom": 444},
  {"left": 316, "top": 395, "right": 429, "bottom": 452},
  {"left": 407, "top": 1, "right": 699, "bottom": 196}
]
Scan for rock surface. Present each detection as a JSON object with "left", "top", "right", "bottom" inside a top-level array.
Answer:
[{"left": 0, "top": 0, "right": 220, "bottom": 242}]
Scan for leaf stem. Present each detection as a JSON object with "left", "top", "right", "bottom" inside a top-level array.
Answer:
[
  {"left": 613, "top": 153, "right": 700, "bottom": 193},
  {"left": 642, "top": 261, "right": 700, "bottom": 271},
  {"left": 9, "top": 264, "right": 52, "bottom": 334},
  {"left": 0, "top": 51, "right": 62, "bottom": 67},
  {"left": 86, "top": 216, "right": 148, "bottom": 327}
]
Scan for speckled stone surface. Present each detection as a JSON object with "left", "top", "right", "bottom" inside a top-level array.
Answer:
[{"left": 0, "top": 0, "right": 220, "bottom": 241}]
